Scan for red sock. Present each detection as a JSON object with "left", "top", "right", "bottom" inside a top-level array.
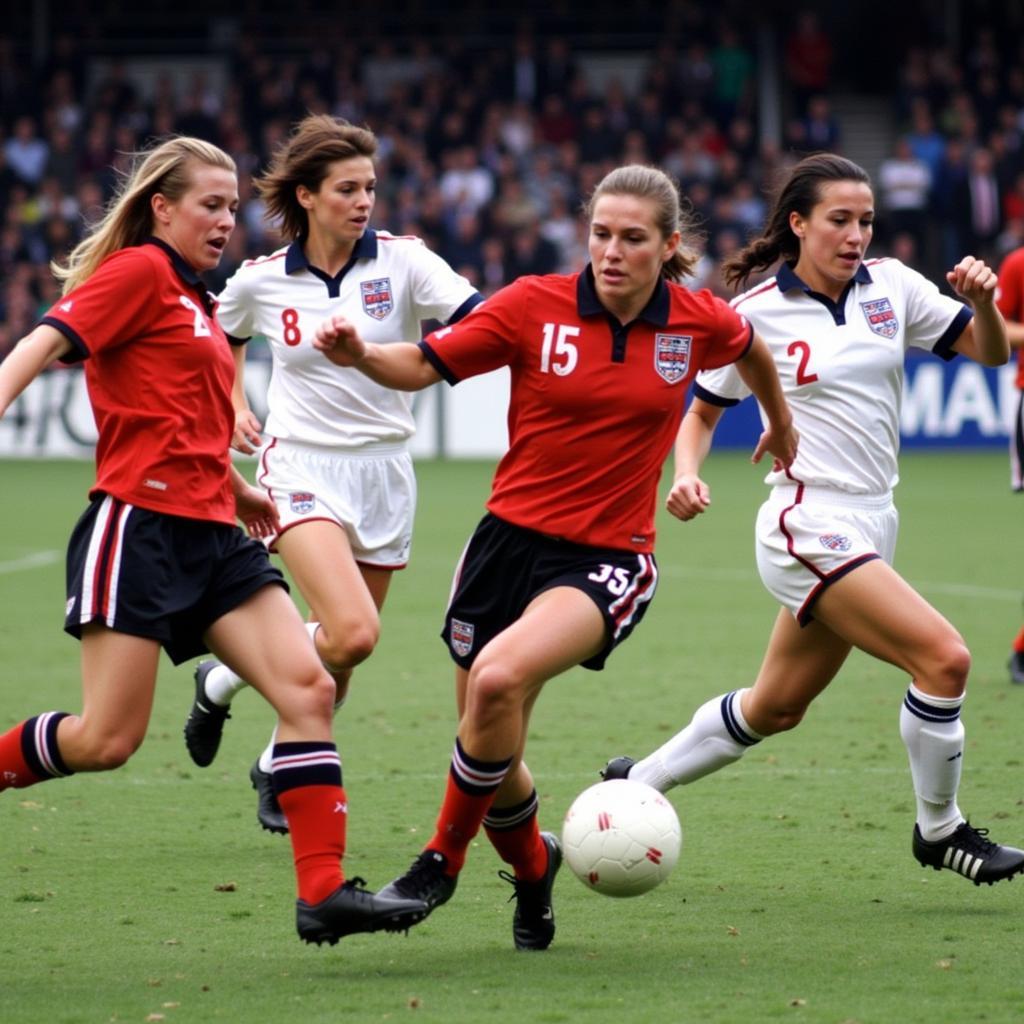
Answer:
[
  {"left": 0, "top": 713, "right": 72, "bottom": 792},
  {"left": 484, "top": 791, "right": 548, "bottom": 882},
  {"left": 278, "top": 784, "right": 347, "bottom": 905},
  {"left": 427, "top": 738, "right": 512, "bottom": 874},
  {"left": 1014, "top": 625, "right": 1024, "bottom": 653},
  {"left": 272, "top": 742, "right": 345, "bottom": 905}
]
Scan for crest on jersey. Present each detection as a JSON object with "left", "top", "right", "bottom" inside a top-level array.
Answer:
[
  {"left": 290, "top": 492, "right": 316, "bottom": 514},
  {"left": 450, "top": 618, "right": 475, "bottom": 657},
  {"left": 654, "top": 334, "right": 692, "bottom": 383},
  {"left": 361, "top": 277, "right": 393, "bottom": 320},
  {"left": 860, "top": 297, "right": 898, "bottom": 339},
  {"left": 819, "top": 533, "right": 852, "bottom": 552}
]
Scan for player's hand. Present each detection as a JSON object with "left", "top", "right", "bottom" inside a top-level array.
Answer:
[
  {"left": 947, "top": 256, "right": 997, "bottom": 307},
  {"left": 232, "top": 409, "right": 263, "bottom": 455},
  {"left": 314, "top": 315, "right": 368, "bottom": 367},
  {"left": 666, "top": 473, "right": 711, "bottom": 521},
  {"left": 235, "top": 483, "right": 280, "bottom": 539},
  {"left": 752, "top": 419, "right": 799, "bottom": 470}
]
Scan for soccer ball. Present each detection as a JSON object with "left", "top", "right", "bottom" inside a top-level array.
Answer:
[{"left": 561, "top": 779, "right": 682, "bottom": 897}]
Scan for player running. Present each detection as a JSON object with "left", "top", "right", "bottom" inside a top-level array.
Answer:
[
  {"left": 603, "top": 153, "right": 1024, "bottom": 886},
  {"left": 314, "top": 163, "right": 798, "bottom": 946},
  {"left": 181, "top": 115, "right": 482, "bottom": 833},
  {"left": 0, "top": 136, "right": 426, "bottom": 945}
]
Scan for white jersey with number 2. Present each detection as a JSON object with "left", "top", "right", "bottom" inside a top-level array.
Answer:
[{"left": 694, "top": 258, "right": 973, "bottom": 495}]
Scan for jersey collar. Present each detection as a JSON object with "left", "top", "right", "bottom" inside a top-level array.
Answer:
[
  {"left": 776, "top": 261, "right": 873, "bottom": 326},
  {"left": 144, "top": 236, "right": 216, "bottom": 314},
  {"left": 285, "top": 228, "right": 379, "bottom": 275},
  {"left": 577, "top": 264, "right": 671, "bottom": 326}
]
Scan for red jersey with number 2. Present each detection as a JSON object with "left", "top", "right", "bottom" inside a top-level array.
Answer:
[
  {"left": 41, "top": 241, "right": 237, "bottom": 524},
  {"left": 420, "top": 269, "right": 752, "bottom": 552}
]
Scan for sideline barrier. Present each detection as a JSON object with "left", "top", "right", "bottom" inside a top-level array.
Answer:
[{"left": 0, "top": 355, "right": 1015, "bottom": 459}]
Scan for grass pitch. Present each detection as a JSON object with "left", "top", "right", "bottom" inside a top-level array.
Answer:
[{"left": 2, "top": 452, "right": 1023, "bottom": 1024}]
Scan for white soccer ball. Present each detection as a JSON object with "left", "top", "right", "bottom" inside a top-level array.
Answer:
[{"left": 561, "top": 779, "right": 682, "bottom": 897}]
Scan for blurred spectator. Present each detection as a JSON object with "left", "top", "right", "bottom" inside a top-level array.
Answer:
[
  {"left": 439, "top": 144, "right": 495, "bottom": 219},
  {"left": 710, "top": 25, "right": 754, "bottom": 127},
  {"left": 905, "top": 102, "right": 947, "bottom": 184},
  {"left": 784, "top": 11, "right": 833, "bottom": 114},
  {"left": 877, "top": 137, "right": 931, "bottom": 252},
  {"left": 952, "top": 147, "right": 1002, "bottom": 262},
  {"left": 5, "top": 116, "right": 49, "bottom": 187},
  {"left": 504, "top": 219, "right": 559, "bottom": 278},
  {"left": 801, "top": 95, "right": 841, "bottom": 153}
]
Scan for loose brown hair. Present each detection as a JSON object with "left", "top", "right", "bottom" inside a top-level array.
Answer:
[
  {"left": 722, "top": 153, "right": 872, "bottom": 291},
  {"left": 255, "top": 114, "right": 378, "bottom": 240}
]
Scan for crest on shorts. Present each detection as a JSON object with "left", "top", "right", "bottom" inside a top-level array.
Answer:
[
  {"left": 361, "top": 278, "right": 393, "bottom": 320},
  {"left": 290, "top": 492, "right": 316, "bottom": 514},
  {"left": 654, "top": 334, "right": 692, "bottom": 383},
  {"left": 819, "top": 533, "right": 852, "bottom": 552},
  {"left": 450, "top": 618, "right": 475, "bottom": 657},
  {"left": 860, "top": 297, "right": 898, "bottom": 339}
]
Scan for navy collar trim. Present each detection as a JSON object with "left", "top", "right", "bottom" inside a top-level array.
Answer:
[
  {"left": 285, "top": 228, "right": 379, "bottom": 275},
  {"left": 144, "top": 236, "right": 215, "bottom": 313},
  {"left": 576, "top": 264, "right": 671, "bottom": 326},
  {"left": 776, "top": 260, "right": 873, "bottom": 293},
  {"left": 145, "top": 236, "right": 202, "bottom": 286}
]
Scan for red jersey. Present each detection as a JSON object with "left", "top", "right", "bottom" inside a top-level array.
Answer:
[
  {"left": 996, "top": 246, "right": 1024, "bottom": 389},
  {"left": 420, "top": 268, "right": 752, "bottom": 551},
  {"left": 42, "top": 239, "right": 237, "bottom": 524}
]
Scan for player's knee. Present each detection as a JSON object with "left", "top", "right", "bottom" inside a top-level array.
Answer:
[
  {"left": 288, "top": 664, "right": 338, "bottom": 721},
  {"left": 466, "top": 660, "right": 524, "bottom": 719},
  {"left": 754, "top": 704, "right": 807, "bottom": 735},
  {"left": 317, "top": 619, "right": 380, "bottom": 670},
  {"left": 76, "top": 732, "right": 143, "bottom": 771},
  {"left": 925, "top": 636, "right": 971, "bottom": 698}
]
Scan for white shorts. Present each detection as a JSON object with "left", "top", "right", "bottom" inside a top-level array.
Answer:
[
  {"left": 755, "top": 484, "right": 898, "bottom": 626},
  {"left": 256, "top": 438, "right": 416, "bottom": 568}
]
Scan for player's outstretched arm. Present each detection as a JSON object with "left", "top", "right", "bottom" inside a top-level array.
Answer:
[
  {"left": 313, "top": 314, "right": 442, "bottom": 391},
  {"left": 947, "top": 256, "right": 1010, "bottom": 367},
  {"left": 0, "top": 325, "right": 73, "bottom": 419},
  {"left": 667, "top": 399, "right": 723, "bottom": 522},
  {"left": 734, "top": 332, "right": 798, "bottom": 468}
]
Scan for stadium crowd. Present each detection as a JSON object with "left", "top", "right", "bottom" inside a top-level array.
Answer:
[{"left": 0, "top": 11, "right": 1023, "bottom": 361}]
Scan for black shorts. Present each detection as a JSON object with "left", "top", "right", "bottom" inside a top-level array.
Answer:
[
  {"left": 64, "top": 494, "right": 287, "bottom": 665},
  {"left": 442, "top": 513, "right": 658, "bottom": 672}
]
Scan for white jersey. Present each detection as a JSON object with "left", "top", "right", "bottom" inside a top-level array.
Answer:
[
  {"left": 217, "top": 230, "right": 481, "bottom": 447},
  {"left": 695, "top": 258, "right": 972, "bottom": 494}
]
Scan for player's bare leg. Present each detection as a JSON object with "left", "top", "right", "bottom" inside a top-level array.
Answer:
[
  {"left": 206, "top": 585, "right": 426, "bottom": 942},
  {"left": 380, "top": 588, "right": 602, "bottom": 939}
]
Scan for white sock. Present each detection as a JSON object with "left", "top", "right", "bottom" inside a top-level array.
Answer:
[
  {"left": 204, "top": 663, "right": 248, "bottom": 706},
  {"left": 630, "top": 689, "right": 762, "bottom": 793},
  {"left": 899, "top": 683, "right": 965, "bottom": 841},
  {"left": 257, "top": 727, "right": 278, "bottom": 774}
]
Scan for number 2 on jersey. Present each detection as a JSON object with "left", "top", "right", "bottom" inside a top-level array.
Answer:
[{"left": 787, "top": 340, "right": 819, "bottom": 385}]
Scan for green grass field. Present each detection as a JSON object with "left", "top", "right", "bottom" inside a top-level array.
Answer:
[{"left": 2, "top": 452, "right": 1023, "bottom": 1024}]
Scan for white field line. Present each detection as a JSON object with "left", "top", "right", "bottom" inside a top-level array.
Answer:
[{"left": 0, "top": 550, "right": 61, "bottom": 575}]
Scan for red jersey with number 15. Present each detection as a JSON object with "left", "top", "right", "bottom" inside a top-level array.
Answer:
[
  {"left": 420, "top": 268, "right": 752, "bottom": 551},
  {"left": 41, "top": 239, "right": 237, "bottom": 524}
]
